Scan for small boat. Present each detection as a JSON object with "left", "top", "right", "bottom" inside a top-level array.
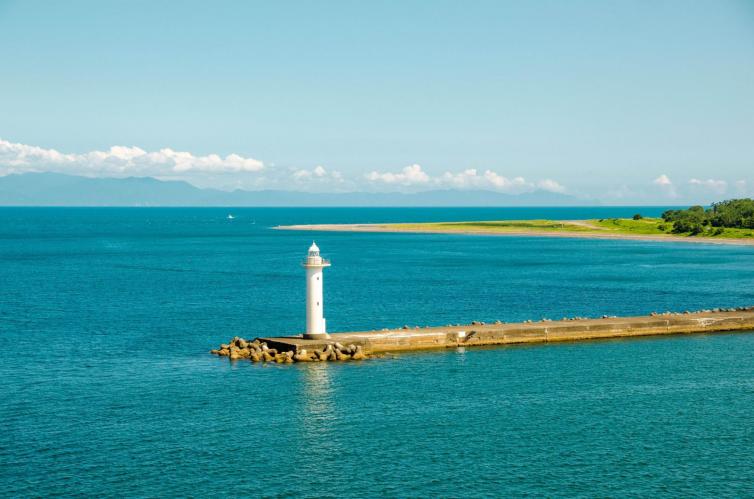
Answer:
[{"left": 227, "top": 214, "right": 235, "bottom": 220}]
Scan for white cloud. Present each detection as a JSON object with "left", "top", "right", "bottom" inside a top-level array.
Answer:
[
  {"left": 652, "top": 174, "right": 678, "bottom": 198},
  {"left": 365, "top": 164, "right": 566, "bottom": 194},
  {"left": 292, "top": 165, "right": 343, "bottom": 183},
  {"left": 536, "top": 179, "right": 566, "bottom": 193},
  {"left": 653, "top": 174, "right": 672, "bottom": 186},
  {"left": 366, "top": 164, "right": 430, "bottom": 185},
  {"left": 0, "top": 138, "right": 264, "bottom": 177},
  {"left": 689, "top": 178, "right": 727, "bottom": 195}
]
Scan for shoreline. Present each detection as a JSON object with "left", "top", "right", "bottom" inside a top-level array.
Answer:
[{"left": 275, "top": 222, "right": 754, "bottom": 246}]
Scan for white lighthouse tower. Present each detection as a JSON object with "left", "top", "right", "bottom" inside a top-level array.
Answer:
[{"left": 302, "top": 242, "right": 331, "bottom": 339}]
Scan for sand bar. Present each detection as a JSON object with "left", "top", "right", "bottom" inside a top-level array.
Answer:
[{"left": 275, "top": 222, "right": 754, "bottom": 246}]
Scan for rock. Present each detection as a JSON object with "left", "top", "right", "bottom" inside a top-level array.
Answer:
[
  {"left": 218, "top": 348, "right": 229, "bottom": 356},
  {"left": 328, "top": 350, "right": 338, "bottom": 361},
  {"left": 293, "top": 352, "right": 313, "bottom": 362},
  {"left": 352, "top": 351, "right": 366, "bottom": 360},
  {"left": 267, "top": 348, "right": 278, "bottom": 356},
  {"left": 347, "top": 344, "right": 357, "bottom": 354},
  {"left": 237, "top": 338, "right": 248, "bottom": 348},
  {"left": 229, "top": 351, "right": 241, "bottom": 360},
  {"left": 317, "top": 350, "right": 329, "bottom": 361},
  {"left": 220, "top": 343, "right": 230, "bottom": 350},
  {"left": 274, "top": 353, "right": 287, "bottom": 363},
  {"left": 262, "top": 351, "right": 274, "bottom": 362},
  {"left": 261, "top": 343, "right": 269, "bottom": 351},
  {"left": 250, "top": 353, "right": 261, "bottom": 362},
  {"left": 334, "top": 342, "right": 345, "bottom": 350},
  {"left": 402, "top": 325, "right": 409, "bottom": 329},
  {"left": 237, "top": 348, "right": 250, "bottom": 358},
  {"left": 210, "top": 349, "right": 220, "bottom": 355}
]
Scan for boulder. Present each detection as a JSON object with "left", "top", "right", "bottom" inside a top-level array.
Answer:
[
  {"left": 352, "top": 351, "right": 366, "bottom": 360},
  {"left": 237, "top": 338, "right": 248, "bottom": 348},
  {"left": 293, "top": 352, "right": 313, "bottom": 362},
  {"left": 262, "top": 351, "right": 274, "bottom": 362},
  {"left": 210, "top": 349, "right": 220, "bottom": 355},
  {"left": 220, "top": 343, "right": 230, "bottom": 350},
  {"left": 250, "top": 353, "right": 261, "bottom": 362},
  {"left": 336, "top": 351, "right": 351, "bottom": 361}
]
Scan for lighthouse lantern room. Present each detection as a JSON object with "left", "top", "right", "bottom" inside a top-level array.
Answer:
[{"left": 302, "top": 242, "right": 331, "bottom": 339}]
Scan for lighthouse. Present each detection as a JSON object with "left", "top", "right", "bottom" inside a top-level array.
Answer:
[{"left": 302, "top": 242, "right": 331, "bottom": 339}]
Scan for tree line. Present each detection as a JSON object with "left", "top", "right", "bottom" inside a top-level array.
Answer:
[{"left": 661, "top": 199, "right": 754, "bottom": 235}]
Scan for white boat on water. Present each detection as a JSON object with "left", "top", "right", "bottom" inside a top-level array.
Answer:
[{"left": 227, "top": 214, "right": 235, "bottom": 220}]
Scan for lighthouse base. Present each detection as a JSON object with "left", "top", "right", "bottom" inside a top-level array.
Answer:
[{"left": 303, "top": 332, "right": 330, "bottom": 340}]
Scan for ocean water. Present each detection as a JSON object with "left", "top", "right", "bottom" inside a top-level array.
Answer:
[{"left": 1, "top": 207, "right": 754, "bottom": 497}]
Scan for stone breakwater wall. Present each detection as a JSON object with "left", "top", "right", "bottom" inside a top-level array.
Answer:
[
  {"left": 211, "top": 338, "right": 369, "bottom": 363},
  {"left": 211, "top": 307, "right": 754, "bottom": 364}
]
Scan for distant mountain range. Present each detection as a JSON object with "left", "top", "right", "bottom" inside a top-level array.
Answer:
[{"left": 0, "top": 172, "right": 584, "bottom": 206}]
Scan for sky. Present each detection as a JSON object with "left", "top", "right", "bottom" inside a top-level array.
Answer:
[{"left": 0, "top": 0, "right": 753, "bottom": 203}]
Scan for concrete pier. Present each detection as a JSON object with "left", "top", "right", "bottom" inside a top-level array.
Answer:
[{"left": 259, "top": 308, "right": 754, "bottom": 355}]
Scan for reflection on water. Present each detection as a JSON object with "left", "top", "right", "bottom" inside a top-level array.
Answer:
[
  {"left": 299, "top": 363, "right": 334, "bottom": 420},
  {"left": 295, "top": 364, "right": 344, "bottom": 460}
]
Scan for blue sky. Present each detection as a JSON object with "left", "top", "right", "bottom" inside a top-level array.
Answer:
[{"left": 0, "top": 0, "right": 752, "bottom": 202}]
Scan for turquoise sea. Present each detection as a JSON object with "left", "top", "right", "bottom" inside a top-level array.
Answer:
[{"left": 2, "top": 207, "right": 754, "bottom": 497}]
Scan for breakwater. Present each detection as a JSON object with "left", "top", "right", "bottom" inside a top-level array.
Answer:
[{"left": 211, "top": 307, "right": 754, "bottom": 363}]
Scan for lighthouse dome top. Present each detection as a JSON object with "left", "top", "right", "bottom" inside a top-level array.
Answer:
[{"left": 303, "top": 241, "right": 330, "bottom": 267}]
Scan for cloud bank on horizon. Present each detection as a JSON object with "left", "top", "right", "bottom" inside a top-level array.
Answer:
[
  {"left": 0, "top": 137, "right": 749, "bottom": 203},
  {"left": 0, "top": 137, "right": 566, "bottom": 195}
]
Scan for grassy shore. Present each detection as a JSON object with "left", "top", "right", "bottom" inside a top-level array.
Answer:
[{"left": 398, "top": 218, "right": 754, "bottom": 239}]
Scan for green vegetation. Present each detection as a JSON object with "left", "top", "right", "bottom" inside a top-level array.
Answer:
[{"left": 662, "top": 199, "right": 754, "bottom": 235}]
